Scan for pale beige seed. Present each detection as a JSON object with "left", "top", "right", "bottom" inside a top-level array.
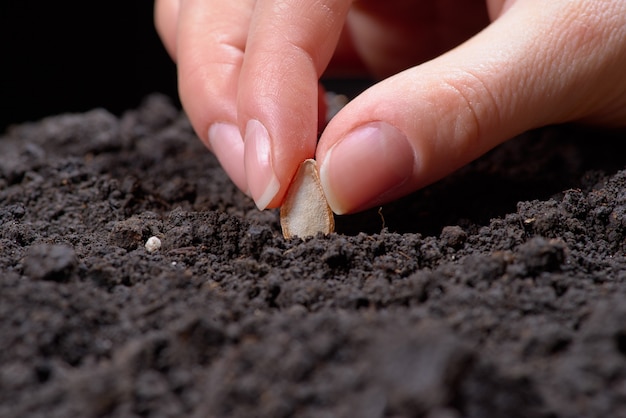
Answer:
[{"left": 280, "top": 159, "right": 335, "bottom": 239}]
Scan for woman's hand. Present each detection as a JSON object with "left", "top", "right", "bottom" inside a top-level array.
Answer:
[{"left": 156, "top": 0, "right": 626, "bottom": 213}]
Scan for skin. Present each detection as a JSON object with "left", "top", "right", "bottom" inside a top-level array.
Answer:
[{"left": 155, "top": 0, "right": 626, "bottom": 214}]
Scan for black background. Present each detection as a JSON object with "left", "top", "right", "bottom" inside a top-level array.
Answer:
[{"left": 1, "top": 1, "right": 179, "bottom": 132}]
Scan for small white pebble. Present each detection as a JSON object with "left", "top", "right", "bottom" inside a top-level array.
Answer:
[{"left": 145, "top": 236, "right": 161, "bottom": 253}]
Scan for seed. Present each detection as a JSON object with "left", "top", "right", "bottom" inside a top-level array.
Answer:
[
  {"left": 145, "top": 236, "right": 162, "bottom": 253},
  {"left": 280, "top": 159, "right": 335, "bottom": 239}
]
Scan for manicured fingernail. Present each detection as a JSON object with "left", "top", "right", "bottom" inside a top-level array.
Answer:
[
  {"left": 319, "top": 121, "right": 415, "bottom": 214},
  {"left": 208, "top": 123, "right": 248, "bottom": 194},
  {"left": 244, "top": 119, "right": 280, "bottom": 210}
]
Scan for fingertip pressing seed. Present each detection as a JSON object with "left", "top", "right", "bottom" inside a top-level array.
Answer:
[
  {"left": 280, "top": 159, "right": 335, "bottom": 239},
  {"left": 145, "top": 236, "right": 162, "bottom": 253}
]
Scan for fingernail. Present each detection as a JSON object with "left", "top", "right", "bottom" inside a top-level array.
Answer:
[
  {"left": 208, "top": 123, "right": 248, "bottom": 194},
  {"left": 319, "top": 121, "right": 415, "bottom": 214},
  {"left": 244, "top": 119, "right": 280, "bottom": 210}
]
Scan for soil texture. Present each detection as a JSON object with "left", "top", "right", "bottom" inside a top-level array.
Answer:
[{"left": 1, "top": 94, "right": 625, "bottom": 418}]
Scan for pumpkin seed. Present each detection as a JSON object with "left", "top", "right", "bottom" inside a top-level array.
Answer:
[{"left": 280, "top": 159, "right": 335, "bottom": 239}]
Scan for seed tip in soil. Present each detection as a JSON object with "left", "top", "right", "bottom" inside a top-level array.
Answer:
[{"left": 280, "top": 159, "right": 335, "bottom": 239}]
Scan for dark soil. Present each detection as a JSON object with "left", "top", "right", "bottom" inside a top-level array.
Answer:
[{"left": 1, "top": 94, "right": 625, "bottom": 418}]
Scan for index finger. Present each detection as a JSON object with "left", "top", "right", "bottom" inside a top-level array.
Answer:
[
  {"left": 237, "top": 0, "right": 352, "bottom": 209},
  {"left": 176, "top": 0, "right": 255, "bottom": 192}
]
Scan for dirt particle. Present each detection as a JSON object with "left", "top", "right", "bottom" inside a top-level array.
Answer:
[
  {"left": 109, "top": 218, "right": 144, "bottom": 251},
  {"left": 440, "top": 226, "right": 467, "bottom": 248},
  {"left": 109, "top": 213, "right": 161, "bottom": 251},
  {"left": 516, "top": 237, "right": 566, "bottom": 276},
  {"left": 23, "top": 243, "right": 77, "bottom": 282}
]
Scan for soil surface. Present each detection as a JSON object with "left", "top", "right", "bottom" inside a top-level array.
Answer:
[{"left": 1, "top": 94, "right": 625, "bottom": 418}]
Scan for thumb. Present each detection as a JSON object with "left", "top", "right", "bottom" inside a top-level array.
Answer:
[{"left": 317, "top": 0, "right": 626, "bottom": 215}]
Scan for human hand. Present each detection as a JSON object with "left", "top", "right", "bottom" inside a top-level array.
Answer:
[{"left": 155, "top": 0, "right": 626, "bottom": 214}]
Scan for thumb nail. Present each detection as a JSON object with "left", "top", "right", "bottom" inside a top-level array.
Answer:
[{"left": 319, "top": 121, "right": 415, "bottom": 214}]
